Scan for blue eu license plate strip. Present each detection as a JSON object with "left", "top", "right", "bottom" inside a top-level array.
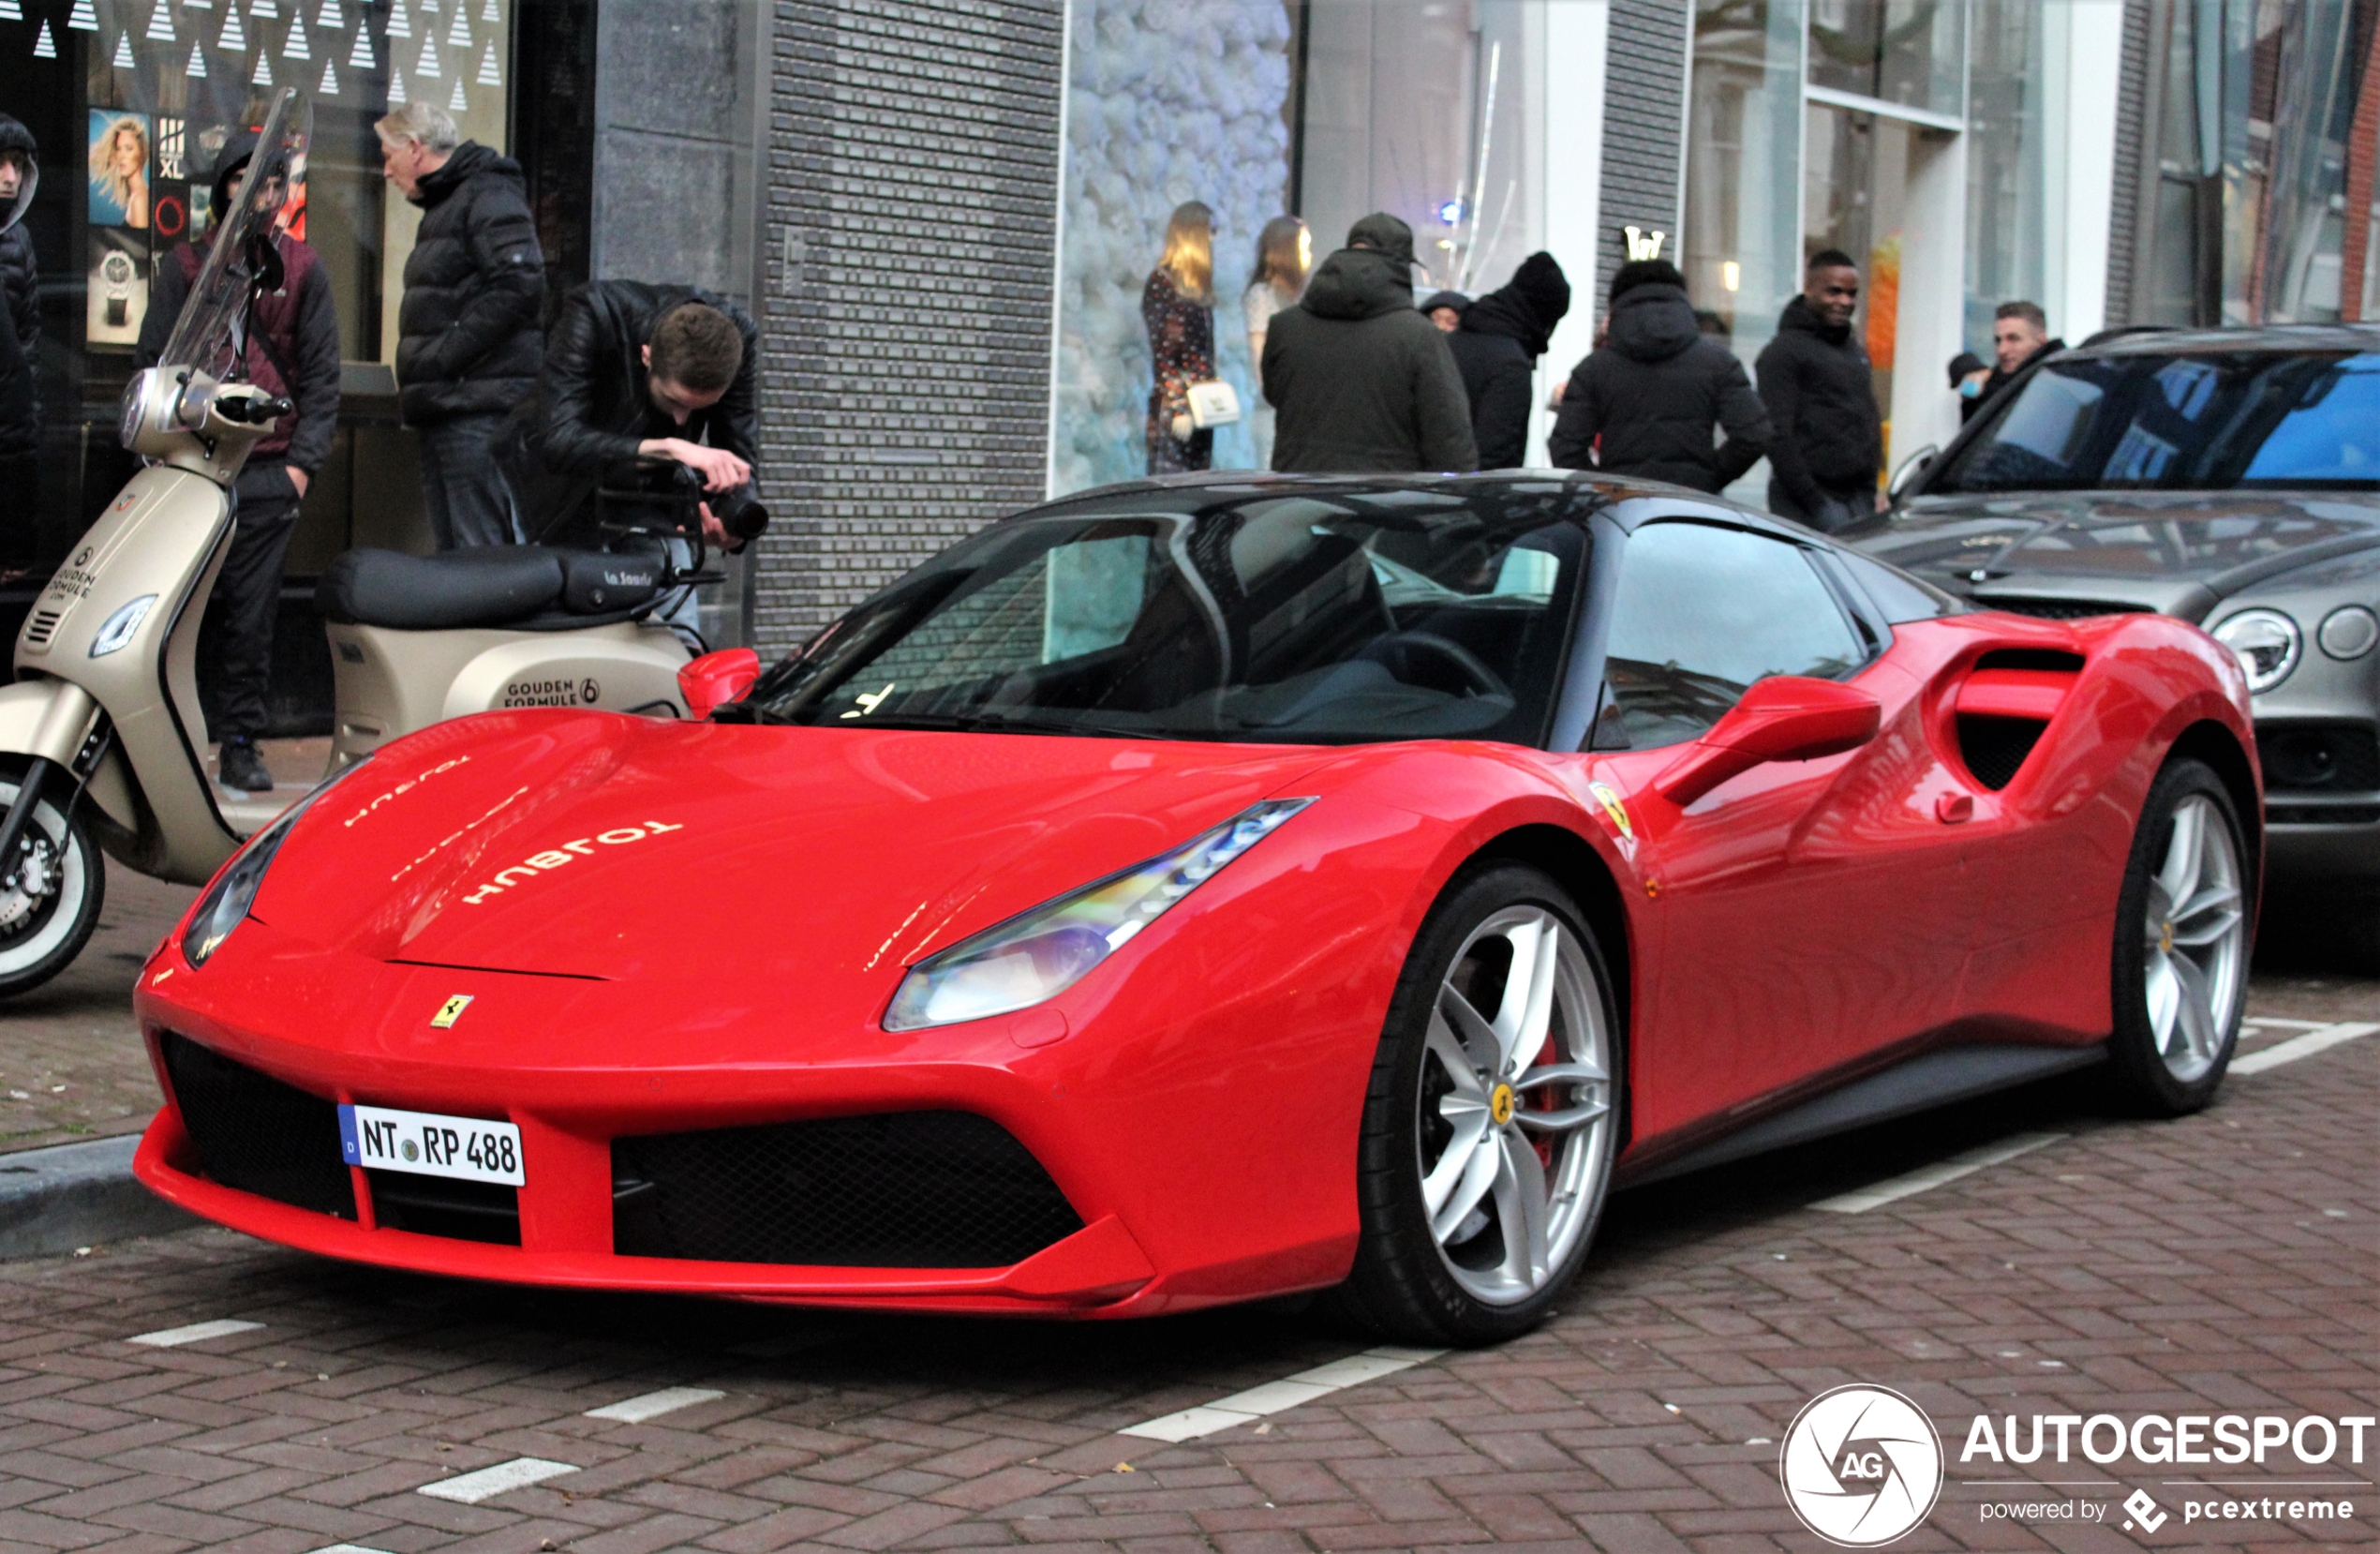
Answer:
[{"left": 337, "top": 1102, "right": 526, "bottom": 1186}]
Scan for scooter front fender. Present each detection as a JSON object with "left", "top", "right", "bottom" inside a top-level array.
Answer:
[{"left": 0, "top": 679, "right": 141, "bottom": 840}]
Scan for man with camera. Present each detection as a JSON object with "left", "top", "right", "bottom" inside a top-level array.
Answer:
[{"left": 504, "top": 280, "right": 761, "bottom": 552}]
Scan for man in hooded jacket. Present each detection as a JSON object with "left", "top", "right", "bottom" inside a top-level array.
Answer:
[
  {"left": 1548, "top": 260, "right": 1769, "bottom": 490},
  {"left": 137, "top": 129, "right": 341, "bottom": 793},
  {"left": 1448, "top": 252, "right": 1570, "bottom": 470},
  {"left": 0, "top": 114, "right": 39, "bottom": 571},
  {"left": 1754, "top": 249, "right": 1884, "bottom": 530},
  {"left": 1261, "top": 214, "right": 1476, "bottom": 473}
]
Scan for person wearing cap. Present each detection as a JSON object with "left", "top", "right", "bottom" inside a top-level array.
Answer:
[
  {"left": 0, "top": 113, "right": 40, "bottom": 575},
  {"left": 137, "top": 127, "right": 340, "bottom": 795},
  {"left": 1260, "top": 213, "right": 1476, "bottom": 474},
  {"left": 1448, "top": 253, "right": 1570, "bottom": 470},
  {"left": 1948, "top": 350, "right": 1990, "bottom": 422},
  {"left": 1550, "top": 258, "right": 1769, "bottom": 492}
]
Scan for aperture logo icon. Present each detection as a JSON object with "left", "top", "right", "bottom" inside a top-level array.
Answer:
[{"left": 1781, "top": 1385, "right": 1945, "bottom": 1547}]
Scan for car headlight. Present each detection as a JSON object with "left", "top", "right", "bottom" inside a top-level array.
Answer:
[
  {"left": 2210, "top": 608, "right": 2301, "bottom": 694},
  {"left": 883, "top": 797, "right": 1316, "bottom": 1032},
  {"left": 182, "top": 757, "right": 373, "bottom": 966},
  {"left": 89, "top": 594, "right": 156, "bottom": 658}
]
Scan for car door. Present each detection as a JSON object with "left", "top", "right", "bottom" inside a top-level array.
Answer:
[{"left": 1579, "top": 518, "right": 1981, "bottom": 1143}]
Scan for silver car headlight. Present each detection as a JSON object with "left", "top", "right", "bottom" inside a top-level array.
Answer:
[
  {"left": 883, "top": 798, "right": 1315, "bottom": 1032},
  {"left": 182, "top": 756, "right": 374, "bottom": 966},
  {"left": 2210, "top": 608, "right": 2301, "bottom": 694}
]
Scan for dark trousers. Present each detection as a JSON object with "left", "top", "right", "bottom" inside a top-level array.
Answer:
[
  {"left": 417, "top": 412, "right": 518, "bottom": 549},
  {"left": 199, "top": 469, "right": 302, "bottom": 744},
  {"left": 1769, "top": 479, "right": 1875, "bottom": 534},
  {"left": 0, "top": 451, "right": 38, "bottom": 574}
]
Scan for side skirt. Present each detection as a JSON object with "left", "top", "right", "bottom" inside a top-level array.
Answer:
[{"left": 1615, "top": 1041, "right": 2109, "bottom": 1189}]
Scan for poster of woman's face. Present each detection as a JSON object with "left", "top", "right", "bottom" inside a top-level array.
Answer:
[{"left": 87, "top": 111, "right": 150, "bottom": 230}]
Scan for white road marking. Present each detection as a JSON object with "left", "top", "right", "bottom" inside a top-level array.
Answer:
[
  {"left": 1120, "top": 1346, "right": 1445, "bottom": 1442},
  {"left": 126, "top": 1319, "right": 264, "bottom": 1347},
  {"left": 306, "top": 1546, "right": 395, "bottom": 1554},
  {"left": 416, "top": 1457, "right": 579, "bottom": 1503},
  {"left": 2230, "top": 1021, "right": 2379, "bottom": 1075},
  {"left": 2243, "top": 1017, "right": 2330, "bottom": 1031},
  {"left": 1811, "top": 1131, "right": 2066, "bottom": 1214},
  {"left": 585, "top": 1386, "right": 724, "bottom": 1423}
]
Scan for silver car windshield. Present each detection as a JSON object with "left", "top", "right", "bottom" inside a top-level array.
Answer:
[{"left": 155, "top": 89, "right": 310, "bottom": 381}]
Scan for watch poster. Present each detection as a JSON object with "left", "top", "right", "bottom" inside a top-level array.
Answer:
[{"left": 85, "top": 229, "right": 149, "bottom": 348}]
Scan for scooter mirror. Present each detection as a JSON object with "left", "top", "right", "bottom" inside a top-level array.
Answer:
[{"left": 679, "top": 647, "right": 761, "bottom": 719}]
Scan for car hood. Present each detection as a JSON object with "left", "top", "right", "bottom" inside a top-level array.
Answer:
[
  {"left": 249, "top": 713, "right": 1346, "bottom": 982},
  {"left": 1852, "top": 490, "right": 2380, "bottom": 620}
]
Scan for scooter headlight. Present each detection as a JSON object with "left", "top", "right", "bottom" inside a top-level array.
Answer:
[
  {"left": 882, "top": 798, "right": 1315, "bottom": 1032},
  {"left": 88, "top": 594, "right": 156, "bottom": 658},
  {"left": 182, "top": 756, "right": 373, "bottom": 967}
]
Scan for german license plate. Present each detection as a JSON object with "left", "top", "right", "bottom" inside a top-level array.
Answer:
[{"left": 338, "top": 1103, "right": 525, "bottom": 1186}]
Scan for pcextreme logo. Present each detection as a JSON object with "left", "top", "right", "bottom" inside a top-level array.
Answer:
[{"left": 1780, "top": 1385, "right": 1944, "bottom": 1547}]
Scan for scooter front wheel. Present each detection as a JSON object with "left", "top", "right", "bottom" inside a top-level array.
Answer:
[{"left": 0, "top": 762, "right": 103, "bottom": 998}]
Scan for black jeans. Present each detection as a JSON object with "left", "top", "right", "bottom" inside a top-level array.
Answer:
[
  {"left": 417, "top": 412, "right": 519, "bottom": 549},
  {"left": 199, "top": 466, "right": 302, "bottom": 744}
]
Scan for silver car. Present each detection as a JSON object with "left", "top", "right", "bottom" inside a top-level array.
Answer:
[{"left": 1850, "top": 324, "right": 2380, "bottom": 942}]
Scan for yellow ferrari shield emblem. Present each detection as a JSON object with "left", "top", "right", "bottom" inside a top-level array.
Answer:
[
  {"left": 1587, "top": 781, "right": 1634, "bottom": 841},
  {"left": 431, "top": 994, "right": 474, "bottom": 1029}
]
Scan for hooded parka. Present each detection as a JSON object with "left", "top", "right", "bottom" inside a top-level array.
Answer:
[
  {"left": 0, "top": 113, "right": 40, "bottom": 461},
  {"left": 394, "top": 142, "right": 543, "bottom": 425},
  {"left": 1548, "top": 281, "right": 1770, "bottom": 491},
  {"left": 1447, "top": 252, "right": 1570, "bottom": 470},
  {"left": 1260, "top": 214, "right": 1477, "bottom": 473}
]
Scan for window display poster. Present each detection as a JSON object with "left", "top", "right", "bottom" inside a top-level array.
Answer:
[
  {"left": 85, "top": 230, "right": 149, "bottom": 348},
  {"left": 87, "top": 110, "right": 151, "bottom": 230}
]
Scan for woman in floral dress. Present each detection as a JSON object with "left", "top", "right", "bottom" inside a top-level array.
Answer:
[{"left": 1143, "top": 202, "right": 1216, "bottom": 474}]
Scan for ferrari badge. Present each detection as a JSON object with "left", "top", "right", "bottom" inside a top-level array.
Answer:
[
  {"left": 431, "top": 994, "right": 474, "bottom": 1029},
  {"left": 1587, "top": 782, "right": 1634, "bottom": 841}
]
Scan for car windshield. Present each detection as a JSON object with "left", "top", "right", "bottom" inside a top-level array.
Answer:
[
  {"left": 1933, "top": 351, "right": 2380, "bottom": 493},
  {"left": 738, "top": 484, "right": 1589, "bottom": 745}
]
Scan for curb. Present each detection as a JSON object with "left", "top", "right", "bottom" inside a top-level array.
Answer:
[{"left": 0, "top": 1135, "right": 198, "bottom": 1259}]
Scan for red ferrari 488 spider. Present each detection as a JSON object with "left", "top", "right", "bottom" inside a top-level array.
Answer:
[{"left": 134, "top": 473, "right": 2259, "bottom": 1343}]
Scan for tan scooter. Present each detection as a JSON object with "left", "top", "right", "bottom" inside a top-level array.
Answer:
[{"left": 0, "top": 90, "right": 705, "bottom": 996}]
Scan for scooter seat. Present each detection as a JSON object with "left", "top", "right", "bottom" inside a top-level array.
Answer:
[{"left": 319, "top": 547, "right": 566, "bottom": 630}]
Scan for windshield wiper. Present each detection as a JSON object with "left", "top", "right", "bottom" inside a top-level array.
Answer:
[{"left": 830, "top": 710, "right": 1169, "bottom": 740}]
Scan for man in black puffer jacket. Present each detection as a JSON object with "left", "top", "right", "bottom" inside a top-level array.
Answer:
[
  {"left": 376, "top": 101, "right": 543, "bottom": 548},
  {"left": 0, "top": 114, "right": 40, "bottom": 570},
  {"left": 1262, "top": 214, "right": 1476, "bottom": 473},
  {"left": 1549, "top": 260, "right": 1768, "bottom": 490},
  {"left": 1448, "top": 252, "right": 1569, "bottom": 469},
  {"left": 1754, "top": 249, "right": 1884, "bottom": 531}
]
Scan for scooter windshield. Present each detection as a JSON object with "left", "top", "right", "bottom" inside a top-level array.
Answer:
[{"left": 154, "top": 88, "right": 309, "bottom": 383}]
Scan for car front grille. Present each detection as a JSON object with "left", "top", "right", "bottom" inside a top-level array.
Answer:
[
  {"left": 612, "top": 1111, "right": 1084, "bottom": 1268},
  {"left": 2256, "top": 725, "right": 2380, "bottom": 795},
  {"left": 367, "top": 1171, "right": 520, "bottom": 1245},
  {"left": 1977, "top": 598, "right": 2148, "bottom": 620},
  {"left": 159, "top": 1033, "right": 355, "bottom": 1219}
]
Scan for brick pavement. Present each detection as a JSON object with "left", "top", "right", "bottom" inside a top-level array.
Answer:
[{"left": 0, "top": 1005, "right": 2371, "bottom": 1551}]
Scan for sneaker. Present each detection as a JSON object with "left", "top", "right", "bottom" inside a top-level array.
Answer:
[{"left": 217, "top": 740, "right": 274, "bottom": 793}]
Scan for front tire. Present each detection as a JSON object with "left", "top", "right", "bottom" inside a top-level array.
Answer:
[
  {"left": 2107, "top": 757, "right": 2251, "bottom": 1115},
  {"left": 1338, "top": 865, "right": 1622, "bottom": 1345}
]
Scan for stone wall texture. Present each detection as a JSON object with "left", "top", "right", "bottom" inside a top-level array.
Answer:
[{"left": 752, "top": 0, "right": 1067, "bottom": 652}]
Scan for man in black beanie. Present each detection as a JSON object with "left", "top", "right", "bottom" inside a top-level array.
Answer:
[
  {"left": 1448, "top": 252, "right": 1570, "bottom": 469},
  {"left": 1548, "top": 258, "right": 1770, "bottom": 491},
  {"left": 1261, "top": 213, "right": 1477, "bottom": 473},
  {"left": 137, "top": 128, "right": 341, "bottom": 793}
]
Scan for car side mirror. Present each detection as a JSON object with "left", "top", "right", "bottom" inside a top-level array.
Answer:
[
  {"left": 1653, "top": 676, "right": 1882, "bottom": 807},
  {"left": 1886, "top": 444, "right": 1938, "bottom": 503},
  {"left": 678, "top": 647, "right": 760, "bottom": 719}
]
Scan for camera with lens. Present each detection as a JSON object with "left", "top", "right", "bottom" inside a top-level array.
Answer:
[{"left": 667, "top": 460, "right": 769, "bottom": 543}]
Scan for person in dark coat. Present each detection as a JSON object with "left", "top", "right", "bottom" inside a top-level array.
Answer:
[
  {"left": 1948, "top": 350, "right": 1990, "bottom": 422},
  {"left": 501, "top": 279, "right": 758, "bottom": 548},
  {"left": 1447, "top": 253, "right": 1569, "bottom": 470},
  {"left": 376, "top": 100, "right": 543, "bottom": 549},
  {"left": 1261, "top": 214, "right": 1477, "bottom": 473},
  {"left": 1754, "top": 249, "right": 1884, "bottom": 531},
  {"left": 0, "top": 114, "right": 39, "bottom": 573},
  {"left": 1548, "top": 260, "right": 1769, "bottom": 491},
  {"left": 136, "top": 129, "right": 341, "bottom": 794}
]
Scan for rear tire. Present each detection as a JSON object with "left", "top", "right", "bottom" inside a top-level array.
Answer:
[
  {"left": 1336, "top": 865, "right": 1622, "bottom": 1345},
  {"left": 2106, "top": 758, "right": 2251, "bottom": 1115}
]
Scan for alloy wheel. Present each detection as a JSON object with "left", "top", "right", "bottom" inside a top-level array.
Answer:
[
  {"left": 1415, "top": 906, "right": 1614, "bottom": 1306},
  {"left": 2141, "top": 793, "right": 2246, "bottom": 1083}
]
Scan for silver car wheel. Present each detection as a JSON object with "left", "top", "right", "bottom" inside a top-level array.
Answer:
[
  {"left": 2141, "top": 794, "right": 2246, "bottom": 1083},
  {"left": 1415, "top": 906, "right": 1614, "bottom": 1307}
]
